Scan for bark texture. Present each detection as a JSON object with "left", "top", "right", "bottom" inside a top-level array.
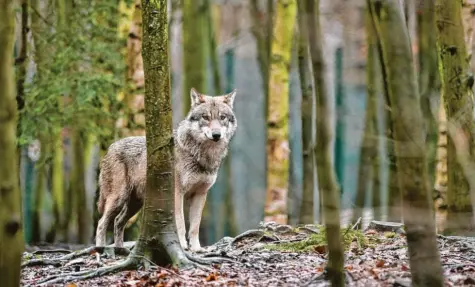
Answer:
[
  {"left": 370, "top": 0, "right": 444, "bottom": 285},
  {"left": 134, "top": 0, "right": 189, "bottom": 266},
  {"left": 436, "top": 0, "right": 475, "bottom": 235},
  {"left": 297, "top": 1, "right": 314, "bottom": 225},
  {"left": 265, "top": 0, "right": 297, "bottom": 224},
  {"left": 305, "top": 0, "right": 344, "bottom": 285},
  {"left": 0, "top": 0, "right": 24, "bottom": 285}
]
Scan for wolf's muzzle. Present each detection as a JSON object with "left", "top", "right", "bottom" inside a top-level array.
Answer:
[{"left": 212, "top": 131, "right": 221, "bottom": 141}]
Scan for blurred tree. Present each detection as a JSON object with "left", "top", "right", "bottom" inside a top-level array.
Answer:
[
  {"left": 297, "top": 1, "right": 314, "bottom": 225},
  {"left": 353, "top": 7, "right": 381, "bottom": 225},
  {"left": 264, "top": 0, "right": 297, "bottom": 224},
  {"left": 305, "top": 0, "right": 344, "bottom": 285},
  {"left": 436, "top": 0, "right": 475, "bottom": 235},
  {"left": 182, "top": 0, "right": 206, "bottom": 115},
  {"left": 30, "top": 0, "right": 52, "bottom": 243},
  {"left": 250, "top": 0, "right": 274, "bottom": 101},
  {"left": 0, "top": 0, "right": 24, "bottom": 285},
  {"left": 370, "top": 0, "right": 444, "bottom": 285}
]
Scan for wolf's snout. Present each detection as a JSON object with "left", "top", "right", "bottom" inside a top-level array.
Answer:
[{"left": 212, "top": 131, "right": 221, "bottom": 141}]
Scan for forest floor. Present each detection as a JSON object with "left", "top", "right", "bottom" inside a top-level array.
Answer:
[{"left": 21, "top": 221, "right": 475, "bottom": 287}]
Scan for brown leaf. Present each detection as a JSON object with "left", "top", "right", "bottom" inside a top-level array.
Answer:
[
  {"left": 205, "top": 272, "right": 218, "bottom": 281},
  {"left": 401, "top": 264, "right": 409, "bottom": 271},
  {"left": 376, "top": 260, "right": 385, "bottom": 268},
  {"left": 345, "top": 265, "right": 354, "bottom": 271},
  {"left": 313, "top": 245, "right": 326, "bottom": 254},
  {"left": 65, "top": 284, "right": 77, "bottom": 287}
]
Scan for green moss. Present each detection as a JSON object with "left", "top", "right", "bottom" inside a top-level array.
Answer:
[
  {"left": 384, "top": 231, "right": 396, "bottom": 238},
  {"left": 264, "top": 228, "right": 369, "bottom": 252}
]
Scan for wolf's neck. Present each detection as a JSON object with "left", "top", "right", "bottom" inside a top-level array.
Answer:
[{"left": 175, "top": 134, "right": 227, "bottom": 173}]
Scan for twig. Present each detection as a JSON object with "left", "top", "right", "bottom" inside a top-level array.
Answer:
[
  {"left": 31, "top": 249, "right": 72, "bottom": 255},
  {"left": 351, "top": 217, "right": 362, "bottom": 230}
]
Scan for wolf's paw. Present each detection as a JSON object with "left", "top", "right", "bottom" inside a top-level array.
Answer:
[{"left": 189, "top": 245, "right": 204, "bottom": 253}]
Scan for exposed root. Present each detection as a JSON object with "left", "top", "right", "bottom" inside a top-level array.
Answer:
[
  {"left": 36, "top": 257, "right": 138, "bottom": 286},
  {"left": 185, "top": 251, "right": 237, "bottom": 265},
  {"left": 22, "top": 246, "right": 130, "bottom": 268},
  {"left": 230, "top": 229, "right": 264, "bottom": 245}
]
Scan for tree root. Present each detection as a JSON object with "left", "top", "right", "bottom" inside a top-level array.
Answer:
[
  {"left": 31, "top": 249, "right": 72, "bottom": 255},
  {"left": 35, "top": 256, "right": 138, "bottom": 286},
  {"left": 22, "top": 246, "right": 130, "bottom": 268},
  {"left": 230, "top": 229, "right": 264, "bottom": 245},
  {"left": 185, "top": 251, "right": 237, "bottom": 265}
]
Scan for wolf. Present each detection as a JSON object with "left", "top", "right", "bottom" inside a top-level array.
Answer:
[{"left": 95, "top": 88, "right": 238, "bottom": 252}]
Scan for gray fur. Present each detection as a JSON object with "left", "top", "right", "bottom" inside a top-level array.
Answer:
[{"left": 95, "top": 89, "right": 238, "bottom": 250}]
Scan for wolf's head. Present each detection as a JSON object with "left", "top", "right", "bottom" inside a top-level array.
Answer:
[{"left": 178, "top": 88, "right": 238, "bottom": 146}]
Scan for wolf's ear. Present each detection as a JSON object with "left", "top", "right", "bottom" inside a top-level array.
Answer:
[
  {"left": 223, "top": 89, "right": 237, "bottom": 108},
  {"left": 190, "top": 88, "right": 205, "bottom": 106}
]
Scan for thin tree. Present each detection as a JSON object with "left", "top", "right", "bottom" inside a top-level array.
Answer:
[
  {"left": 435, "top": 0, "right": 475, "bottom": 235},
  {"left": 0, "top": 0, "right": 24, "bottom": 285},
  {"left": 297, "top": 0, "right": 314, "bottom": 225},
  {"left": 305, "top": 0, "right": 345, "bottom": 285},
  {"left": 369, "top": 0, "right": 444, "bottom": 285},
  {"left": 265, "top": 0, "right": 297, "bottom": 223}
]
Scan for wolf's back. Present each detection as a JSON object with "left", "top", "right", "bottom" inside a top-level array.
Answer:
[{"left": 97, "top": 136, "right": 147, "bottom": 214}]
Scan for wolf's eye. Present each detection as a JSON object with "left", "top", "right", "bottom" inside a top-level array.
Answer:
[
  {"left": 202, "top": 115, "right": 210, "bottom": 121},
  {"left": 220, "top": 115, "right": 226, "bottom": 121}
]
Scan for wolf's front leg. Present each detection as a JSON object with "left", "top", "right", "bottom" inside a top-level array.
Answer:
[
  {"left": 188, "top": 192, "right": 208, "bottom": 252},
  {"left": 175, "top": 191, "right": 188, "bottom": 250}
]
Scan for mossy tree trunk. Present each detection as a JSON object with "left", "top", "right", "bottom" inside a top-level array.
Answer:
[
  {"left": 182, "top": 0, "right": 206, "bottom": 115},
  {"left": 131, "top": 0, "right": 190, "bottom": 266},
  {"left": 71, "top": 129, "right": 89, "bottom": 243},
  {"left": 0, "top": 0, "right": 24, "bottom": 285},
  {"left": 297, "top": 1, "right": 314, "bottom": 225},
  {"left": 264, "top": 0, "right": 297, "bottom": 224},
  {"left": 305, "top": 0, "right": 344, "bottom": 285},
  {"left": 435, "top": 0, "right": 475, "bottom": 235},
  {"left": 369, "top": 0, "right": 444, "bottom": 285}
]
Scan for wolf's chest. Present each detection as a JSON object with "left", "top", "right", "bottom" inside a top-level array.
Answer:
[{"left": 180, "top": 172, "right": 217, "bottom": 195}]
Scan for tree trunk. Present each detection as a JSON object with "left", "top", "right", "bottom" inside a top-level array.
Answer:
[
  {"left": 435, "top": 0, "right": 475, "bottom": 235},
  {"left": 305, "top": 0, "right": 344, "bottom": 285},
  {"left": 369, "top": 0, "right": 444, "bottom": 285},
  {"left": 182, "top": 0, "right": 206, "bottom": 115},
  {"left": 71, "top": 129, "right": 89, "bottom": 243},
  {"left": 132, "top": 0, "right": 190, "bottom": 266},
  {"left": 264, "top": 0, "right": 297, "bottom": 224},
  {"left": 297, "top": 1, "right": 314, "bottom": 225},
  {"left": 0, "top": 0, "right": 24, "bottom": 285},
  {"left": 417, "top": 0, "right": 439, "bottom": 190},
  {"left": 250, "top": 0, "right": 274, "bottom": 101},
  {"left": 30, "top": 0, "right": 48, "bottom": 243},
  {"left": 354, "top": 7, "right": 382, "bottom": 225}
]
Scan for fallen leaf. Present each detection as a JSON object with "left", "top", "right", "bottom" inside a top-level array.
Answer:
[
  {"left": 205, "top": 272, "right": 218, "bottom": 281},
  {"left": 376, "top": 260, "right": 385, "bottom": 268},
  {"left": 401, "top": 264, "right": 409, "bottom": 271},
  {"left": 125, "top": 280, "right": 141, "bottom": 286},
  {"left": 313, "top": 245, "right": 326, "bottom": 254},
  {"left": 65, "top": 284, "right": 77, "bottom": 287},
  {"left": 345, "top": 265, "right": 353, "bottom": 271}
]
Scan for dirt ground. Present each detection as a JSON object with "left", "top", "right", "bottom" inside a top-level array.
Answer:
[{"left": 21, "top": 221, "right": 475, "bottom": 286}]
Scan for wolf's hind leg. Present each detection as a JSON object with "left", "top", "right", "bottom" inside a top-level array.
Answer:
[
  {"left": 96, "top": 201, "right": 120, "bottom": 246},
  {"left": 114, "top": 197, "right": 141, "bottom": 248},
  {"left": 188, "top": 192, "right": 208, "bottom": 252}
]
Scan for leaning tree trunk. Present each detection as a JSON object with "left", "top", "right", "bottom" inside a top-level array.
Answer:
[
  {"left": 131, "top": 0, "right": 191, "bottom": 266},
  {"left": 435, "top": 0, "right": 475, "bottom": 235},
  {"left": 369, "top": 0, "right": 444, "bottom": 285},
  {"left": 305, "top": 0, "right": 345, "bottom": 285},
  {"left": 297, "top": 1, "right": 314, "bottom": 225},
  {"left": 264, "top": 0, "right": 297, "bottom": 224},
  {"left": 0, "top": 0, "right": 24, "bottom": 285},
  {"left": 182, "top": 0, "right": 206, "bottom": 115}
]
